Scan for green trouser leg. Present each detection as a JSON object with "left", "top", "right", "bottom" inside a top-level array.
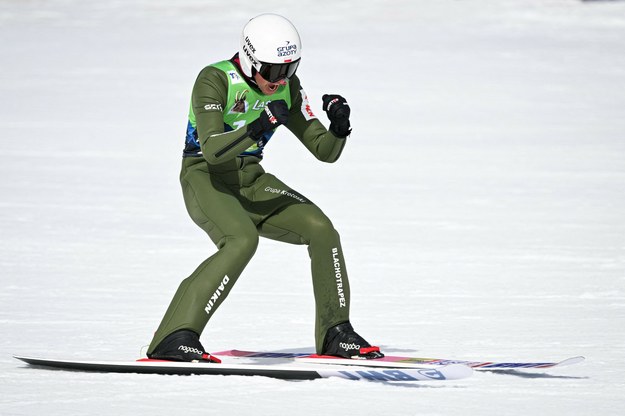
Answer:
[
  {"left": 258, "top": 204, "right": 351, "bottom": 353},
  {"left": 147, "top": 159, "right": 260, "bottom": 354},
  {"left": 148, "top": 157, "right": 350, "bottom": 354}
]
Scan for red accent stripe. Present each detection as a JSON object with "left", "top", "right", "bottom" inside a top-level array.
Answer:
[
  {"left": 471, "top": 362, "right": 493, "bottom": 368},
  {"left": 360, "top": 346, "right": 380, "bottom": 355},
  {"left": 203, "top": 354, "right": 222, "bottom": 364}
]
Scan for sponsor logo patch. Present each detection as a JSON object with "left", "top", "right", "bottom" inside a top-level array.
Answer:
[
  {"left": 300, "top": 89, "right": 316, "bottom": 121},
  {"left": 227, "top": 70, "right": 243, "bottom": 84},
  {"left": 277, "top": 41, "right": 297, "bottom": 57},
  {"left": 178, "top": 345, "right": 204, "bottom": 355},
  {"left": 204, "top": 103, "right": 223, "bottom": 111},
  {"left": 243, "top": 36, "right": 259, "bottom": 66},
  {"left": 204, "top": 275, "right": 230, "bottom": 315},
  {"left": 264, "top": 186, "right": 307, "bottom": 203},
  {"left": 339, "top": 342, "right": 360, "bottom": 351},
  {"left": 332, "top": 247, "right": 347, "bottom": 307},
  {"left": 229, "top": 90, "right": 248, "bottom": 114}
]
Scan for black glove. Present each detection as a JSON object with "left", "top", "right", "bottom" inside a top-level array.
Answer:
[
  {"left": 248, "top": 100, "right": 289, "bottom": 141},
  {"left": 322, "top": 94, "right": 351, "bottom": 138}
]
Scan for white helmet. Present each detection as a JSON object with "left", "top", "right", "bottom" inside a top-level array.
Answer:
[{"left": 239, "top": 13, "right": 302, "bottom": 82}]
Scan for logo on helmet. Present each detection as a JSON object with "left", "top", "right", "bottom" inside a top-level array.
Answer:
[
  {"left": 277, "top": 40, "right": 297, "bottom": 57},
  {"left": 244, "top": 36, "right": 256, "bottom": 53},
  {"left": 243, "top": 36, "right": 259, "bottom": 66}
]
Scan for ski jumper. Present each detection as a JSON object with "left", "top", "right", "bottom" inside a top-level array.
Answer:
[{"left": 148, "top": 58, "right": 351, "bottom": 354}]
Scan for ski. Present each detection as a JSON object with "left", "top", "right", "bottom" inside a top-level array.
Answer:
[
  {"left": 14, "top": 355, "right": 472, "bottom": 382},
  {"left": 213, "top": 350, "right": 586, "bottom": 371}
]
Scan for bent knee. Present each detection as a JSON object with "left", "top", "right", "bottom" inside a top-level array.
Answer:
[
  {"left": 302, "top": 214, "right": 340, "bottom": 243},
  {"left": 218, "top": 230, "right": 259, "bottom": 258}
]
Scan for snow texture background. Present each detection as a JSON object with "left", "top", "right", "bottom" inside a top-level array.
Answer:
[{"left": 1, "top": 0, "right": 624, "bottom": 414}]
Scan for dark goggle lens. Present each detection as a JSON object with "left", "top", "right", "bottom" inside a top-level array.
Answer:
[{"left": 258, "top": 59, "right": 300, "bottom": 83}]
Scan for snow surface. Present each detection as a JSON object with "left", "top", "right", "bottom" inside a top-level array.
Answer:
[{"left": 1, "top": 0, "right": 625, "bottom": 414}]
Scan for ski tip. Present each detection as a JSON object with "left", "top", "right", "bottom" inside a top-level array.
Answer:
[{"left": 555, "top": 356, "right": 585, "bottom": 367}]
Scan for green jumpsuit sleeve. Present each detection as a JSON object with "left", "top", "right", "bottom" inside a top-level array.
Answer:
[
  {"left": 286, "top": 76, "right": 347, "bottom": 163},
  {"left": 192, "top": 67, "right": 258, "bottom": 165}
]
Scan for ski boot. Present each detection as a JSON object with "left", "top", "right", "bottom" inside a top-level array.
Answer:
[
  {"left": 147, "top": 329, "right": 220, "bottom": 363},
  {"left": 321, "top": 322, "right": 384, "bottom": 359}
]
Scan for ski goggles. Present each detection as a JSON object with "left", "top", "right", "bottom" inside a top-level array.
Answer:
[{"left": 257, "top": 59, "right": 300, "bottom": 83}]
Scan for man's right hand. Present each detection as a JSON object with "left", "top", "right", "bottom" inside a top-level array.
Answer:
[{"left": 248, "top": 100, "right": 289, "bottom": 141}]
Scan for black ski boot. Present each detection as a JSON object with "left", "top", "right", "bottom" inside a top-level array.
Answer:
[
  {"left": 321, "top": 322, "right": 384, "bottom": 359},
  {"left": 147, "top": 329, "right": 220, "bottom": 363}
]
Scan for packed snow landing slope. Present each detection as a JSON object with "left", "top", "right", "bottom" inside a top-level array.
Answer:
[{"left": 1, "top": 1, "right": 624, "bottom": 415}]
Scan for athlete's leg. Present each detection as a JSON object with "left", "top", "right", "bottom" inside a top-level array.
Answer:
[
  {"left": 148, "top": 159, "right": 259, "bottom": 353},
  {"left": 251, "top": 175, "right": 351, "bottom": 353}
]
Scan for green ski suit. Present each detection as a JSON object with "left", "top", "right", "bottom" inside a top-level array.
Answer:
[{"left": 148, "top": 58, "right": 351, "bottom": 354}]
